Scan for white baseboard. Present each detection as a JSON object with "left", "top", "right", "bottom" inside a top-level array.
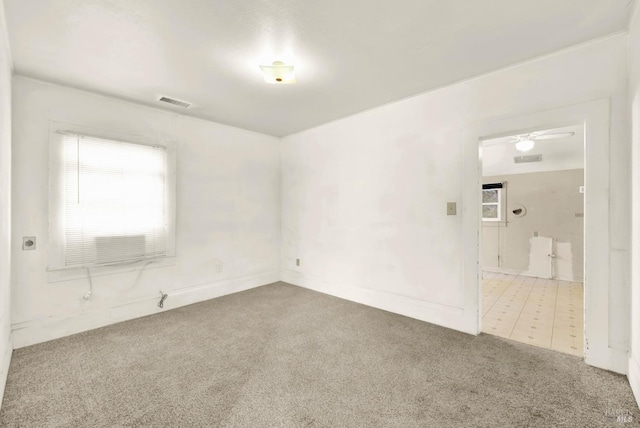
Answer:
[
  {"left": 281, "top": 269, "right": 475, "bottom": 335},
  {"left": 629, "top": 356, "right": 640, "bottom": 410},
  {"left": 482, "top": 267, "right": 583, "bottom": 282},
  {"left": 0, "top": 333, "right": 12, "bottom": 411},
  {"left": 12, "top": 270, "right": 279, "bottom": 349}
]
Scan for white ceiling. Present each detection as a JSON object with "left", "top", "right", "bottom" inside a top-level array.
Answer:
[
  {"left": 3, "top": 0, "right": 635, "bottom": 137},
  {"left": 482, "top": 125, "right": 584, "bottom": 177}
]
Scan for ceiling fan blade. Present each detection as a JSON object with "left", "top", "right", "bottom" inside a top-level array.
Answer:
[
  {"left": 482, "top": 137, "right": 519, "bottom": 147},
  {"left": 532, "top": 132, "right": 575, "bottom": 140}
]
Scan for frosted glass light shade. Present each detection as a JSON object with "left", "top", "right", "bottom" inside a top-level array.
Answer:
[
  {"left": 515, "top": 138, "right": 535, "bottom": 152},
  {"left": 259, "top": 61, "right": 296, "bottom": 84}
]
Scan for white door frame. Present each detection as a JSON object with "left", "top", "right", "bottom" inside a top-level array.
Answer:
[{"left": 464, "top": 98, "right": 627, "bottom": 374}]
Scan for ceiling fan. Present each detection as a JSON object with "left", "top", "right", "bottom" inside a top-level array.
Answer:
[{"left": 509, "top": 131, "right": 575, "bottom": 152}]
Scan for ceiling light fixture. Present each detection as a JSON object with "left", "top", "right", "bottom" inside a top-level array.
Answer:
[
  {"left": 259, "top": 61, "right": 296, "bottom": 84},
  {"left": 515, "top": 138, "right": 535, "bottom": 152}
]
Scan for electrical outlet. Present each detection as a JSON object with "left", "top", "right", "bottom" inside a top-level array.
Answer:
[
  {"left": 296, "top": 258, "right": 300, "bottom": 266},
  {"left": 22, "top": 236, "right": 36, "bottom": 250}
]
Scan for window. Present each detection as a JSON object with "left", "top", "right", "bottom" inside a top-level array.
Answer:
[
  {"left": 482, "top": 187, "right": 502, "bottom": 222},
  {"left": 49, "top": 129, "right": 175, "bottom": 269}
]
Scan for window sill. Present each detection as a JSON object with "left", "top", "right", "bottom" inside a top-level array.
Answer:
[{"left": 47, "top": 256, "right": 176, "bottom": 284}]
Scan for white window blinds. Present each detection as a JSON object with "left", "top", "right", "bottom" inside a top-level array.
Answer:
[{"left": 60, "top": 133, "right": 168, "bottom": 267}]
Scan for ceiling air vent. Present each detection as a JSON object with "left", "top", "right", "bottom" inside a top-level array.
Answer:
[
  {"left": 514, "top": 154, "right": 542, "bottom": 164},
  {"left": 158, "top": 96, "right": 190, "bottom": 108}
]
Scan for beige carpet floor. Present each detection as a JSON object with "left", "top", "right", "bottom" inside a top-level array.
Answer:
[{"left": 0, "top": 282, "right": 637, "bottom": 427}]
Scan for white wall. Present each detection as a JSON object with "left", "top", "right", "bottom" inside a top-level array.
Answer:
[
  {"left": 482, "top": 169, "right": 584, "bottom": 281},
  {"left": 10, "top": 76, "right": 280, "bottom": 348},
  {"left": 281, "top": 34, "right": 629, "bottom": 372},
  {"left": 0, "top": 1, "right": 12, "bottom": 409},
  {"left": 628, "top": 3, "right": 640, "bottom": 408}
]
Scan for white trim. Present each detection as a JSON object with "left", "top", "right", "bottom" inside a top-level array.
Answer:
[
  {"left": 47, "top": 256, "right": 176, "bottom": 283},
  {"left": 629, "top": 356, "right": 640, "bottom": 410},
  {"left": 282, "top": 33, "right": 627, "bottom": 139},
  {"left": 281, "top": 270, "right": 475, "bottom": 335},
  {"left": 12, "top": 270, "right": 279, "bottom": 349},
  {"left": 472, "top": 98, "right": 627, "bottom": 374},
  {"left": 0, "top": 333, "right": 12, "bottom": 410},
  {"left": 0, "top": 0, "right": 11, "bottom": 412},
  {"left": 13, "top": 74, "right": 276, "bottom": 140},
  {"left": 0, "top": 0, "right": 13, "bottom": 70}
]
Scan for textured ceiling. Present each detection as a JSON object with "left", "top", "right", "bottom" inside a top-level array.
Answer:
[{"left": 3, "top": 0, "right": 635, "bottom": 136}]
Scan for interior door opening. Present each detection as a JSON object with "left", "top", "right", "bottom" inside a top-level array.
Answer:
[{"left": 479, "top": 124, "right": 585, "bottom": 358}]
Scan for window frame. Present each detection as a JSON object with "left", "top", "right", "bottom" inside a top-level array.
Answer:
[
  {"left": 48, "top": 122, "right": 177, "bottom": 272},
  {"left": 481, "top": 188, "right": 502, "bottom": 222}
]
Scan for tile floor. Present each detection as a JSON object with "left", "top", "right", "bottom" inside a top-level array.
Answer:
[{"left": 481, "top": 271, "right": 584, "bottom": 357}]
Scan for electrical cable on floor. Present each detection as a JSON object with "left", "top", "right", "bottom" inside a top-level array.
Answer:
[
  {"left": 83, "top": 267, "right": 93, "bottom": 300},
  {"left": 78, "top": 260, "right": 160, "bottom": 302},
  {"left": 109, "top": 260, "right": 155, "bottom": 292},
  {"left": 158, "top": 290, "right": 168, "bottom": 308}
]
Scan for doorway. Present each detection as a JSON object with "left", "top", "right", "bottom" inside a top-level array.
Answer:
[{"left": 479, "top": 125, "right": 585, "bottom": 357}]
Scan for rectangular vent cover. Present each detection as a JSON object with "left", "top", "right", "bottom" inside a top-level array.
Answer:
[
  {"left": 95, "top": 235, "right": 147, "bottom": 264},
  {"left": 514, "top": 154, "right": 542, "bottom": 163},
  {"left": 158, "top": 96, "right": 190, "bottom": 108}
]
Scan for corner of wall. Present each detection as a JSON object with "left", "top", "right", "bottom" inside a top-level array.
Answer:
[
  {"left": 628, "top": 0, "right": 640, "bottom": 410},
  {"left": 0, "top": 332, "right": 12, "bottom": 409},
  {"left": 0, "top": 0, "right": 12, "bottom": 411}
]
